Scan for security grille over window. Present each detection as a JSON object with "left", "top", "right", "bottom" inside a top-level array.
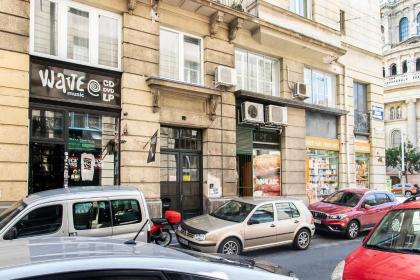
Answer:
[{"left": 354, "top": 111, "right": 370, "bottom": 135}]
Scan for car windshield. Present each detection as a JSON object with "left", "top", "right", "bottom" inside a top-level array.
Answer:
[
  {"left": 323, "top": 191, "right": 362, "bottom": 207},
  {"left": 365, "top": 209, "right": 420, "bottom": 255},
  {"left": 210, "top": 200, "right": 255, "bottom": 223},
  {"left": 0, "top": 200, "right": 26, "bottom": 230}
]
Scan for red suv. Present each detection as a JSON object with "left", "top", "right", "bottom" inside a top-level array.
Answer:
[
  {"left": 332, "top": 196, "right": 420, "bottom": 280},
  {"left": 309, "top": 189, "right": 398, "bottom": 239}
]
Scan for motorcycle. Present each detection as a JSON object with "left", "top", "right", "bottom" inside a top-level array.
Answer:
[{"left": 150, "top": 210, "right": 181, "bottom": 247}]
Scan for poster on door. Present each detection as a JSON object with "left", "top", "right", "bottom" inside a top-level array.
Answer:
[{"left": 253, "top": 150, "right": 281, "bottom": 197}]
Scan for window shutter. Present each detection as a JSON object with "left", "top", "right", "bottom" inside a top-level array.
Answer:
[{"left": 236, "top": 127, "right": 253, "bottom": 155}]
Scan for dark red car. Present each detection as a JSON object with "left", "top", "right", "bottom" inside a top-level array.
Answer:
[
  {"left": 309, "top": 189, "right": 398, "bottom": 239},
  {"left": 332, "top": 196, "right": 420, "bottom": 280}
]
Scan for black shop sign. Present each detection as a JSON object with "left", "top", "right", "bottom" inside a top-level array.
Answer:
[{"left": 30, "top": 60, "right": 121, "bottom": 108}]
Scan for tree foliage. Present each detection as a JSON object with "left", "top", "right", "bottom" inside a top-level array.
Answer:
[{"left": 385, "top": 142, "right": 420, "bottom": 179}]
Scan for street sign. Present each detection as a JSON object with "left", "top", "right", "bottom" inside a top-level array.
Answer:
[{"left": 371, "top": 105, "right": 384, "bottom": 120}]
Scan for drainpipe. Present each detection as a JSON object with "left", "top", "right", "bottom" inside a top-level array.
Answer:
[{"left": 336, "top": 60, "right": 351, "bottom": 188}]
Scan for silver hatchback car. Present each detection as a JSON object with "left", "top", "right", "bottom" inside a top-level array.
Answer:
[
  {"left": 176, "top": 198, "right": 315, "bottom": 255},
  {"left": 0, "top": 237, "right": 297, "bottom": 280}
]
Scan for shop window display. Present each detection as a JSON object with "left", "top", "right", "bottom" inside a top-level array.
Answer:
[
  {"left": 253, "top": 149, "right": 281, "bottom": 197},
  {"left": 306, "top": 149, "right": 338, "bottom": 200},
  {"left": 356, "top": 154, "right": 369, "bottom": 188}
]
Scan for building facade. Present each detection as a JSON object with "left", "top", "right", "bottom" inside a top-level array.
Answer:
[
  {"left": 381, "top": 0, "right": 420, "bottom": 183},
  {"left": 0, "top": 0, "right": 385, "bottom": 216}
]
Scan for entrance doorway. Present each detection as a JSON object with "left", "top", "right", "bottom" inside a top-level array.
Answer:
[{"left": 160, "top": 127, "right": 202, "bottom": 219}]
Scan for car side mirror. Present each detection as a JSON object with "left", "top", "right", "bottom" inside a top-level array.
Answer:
[
  {"left": 247, "top": 219, "right": 260, "bottom": 225},
  {"left": 3, "top": 227, "right": 17, "bottom": 240},
  {"left": 363, "top": 204, "right": 371, "bottom": 210}
]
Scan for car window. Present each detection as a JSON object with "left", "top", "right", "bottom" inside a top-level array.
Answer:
[
  {"left": 250, "top": 204, "right": 274, "bottom": 224},
  {"left": 375, "top": 193, "right": 390, "bottom": 205},
  {"left": 166, "top": 272, "right": 218, "bottom": 280},
  {"left": 275, "top": 202, "right": 300, "bottom": 220},
  {"left": 12, "top": 205, "right": 62, "bottom": 239},
  {"left": 111, "top": 199, "right": 141, "bottom": 226},
  {"left": 364, "top": 194, "right": 377, "bottom": 207},
  {"left": 73, "top": 201, "right": 111, "bottom": 230}
]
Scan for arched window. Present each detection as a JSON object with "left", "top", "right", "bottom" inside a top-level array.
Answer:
[
  {"left": 399, "top": 17, "right": 409, "bottom": 42},
  {"left": 390, "top": 63, "right": 397, "bottom": 76},
  {"left": 417, "top": 12, "right": 420, "bottom": 35},
  {"left": 391, "top": 129, "right": 402, "bottom": 148},
  {"left": 396, "top": 106, "right": 402, "bottom": 119},
  {"left": 416, "top": 58, "right": 420, "bottom": 72},
  {"left": 390, "top": 107, "right": 395, "bottom": 120},
  {"left": 402, "top": 61, "right": 408, "bottom": 73}
]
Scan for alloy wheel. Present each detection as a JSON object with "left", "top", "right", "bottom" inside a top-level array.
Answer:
[
  {"left": 348, "top": 222, "right": 359, "bottom": 239},
  {"left": 222, "top": 240, "right": 239, "bottom": 255},
  {"left": 297, "top": 231, "right": 310, "bottom": 249}
]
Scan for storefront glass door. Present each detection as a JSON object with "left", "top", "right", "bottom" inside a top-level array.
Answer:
[{"left": 160, "top": 127, "right": 202, "bottom": 219}]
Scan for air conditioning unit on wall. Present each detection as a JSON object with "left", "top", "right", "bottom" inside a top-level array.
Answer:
[
  {"left": 293, "top": 82, "right": 310, "bottom": 100},
  {"left": 215, "top": 66, "right": 236, "bottom": 88},
  {"left": 265, "top": 105, "right": 287, "bottom": 126},
  {"left": 241, "top": 102, "right": 264, "bottom": 124}
]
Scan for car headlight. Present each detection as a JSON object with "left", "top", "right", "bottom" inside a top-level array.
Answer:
[
  {"left": 177, "top": 224, "right": 182, "bottom": 231},
  {"left": 329, "top": 214, "right": 347, "bottom": 220},
  {"left": 331, "top": 260, "right": 345, "bottom": 280},
  {"left": 193, "top": 234, "right": 206, "bottom": 241}
]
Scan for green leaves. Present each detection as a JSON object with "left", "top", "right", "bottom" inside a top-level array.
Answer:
[{"left": 385, "top": 142, "right": 420, "bottom": 175}]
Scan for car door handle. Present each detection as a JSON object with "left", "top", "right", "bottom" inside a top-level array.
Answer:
[
  {"left": 270, "top": 224, "right": 276, "bottom": 228},
  {"left": 294, "top": 220, "right": 299, "bottom": 224},
  {"left": 69, "top": 232, "right": 78, "bottom": 237}
]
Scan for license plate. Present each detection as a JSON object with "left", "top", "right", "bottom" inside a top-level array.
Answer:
[
  {"left": 178, "top": 237, "right": 189, "bottom": 246},
  {"left": 314, "top": 219, "right": 321, "bottom": 224}
]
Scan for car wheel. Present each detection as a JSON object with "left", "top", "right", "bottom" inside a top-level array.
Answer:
[
  {"left": 405, "top": 191, "right": 412, "bottom": 197},
  {"left": 346, "top": 220, "right": 359, "bottom": 239},
  {"left": 293, "top": 228, "right": 311, "bottom": 250},
  {"left": 218, "top": 237, "right": 242, "bottom": 255}
]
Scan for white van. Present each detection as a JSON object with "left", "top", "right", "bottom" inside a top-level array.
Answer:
[{"left": 0, "top": 186, "right": 150, "bottom": 242}]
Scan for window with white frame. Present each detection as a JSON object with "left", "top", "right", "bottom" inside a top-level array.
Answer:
[
  {"left": 304, "top": 68, "right": 336, "bottom": 107},
  {"left": 290, "top": 0, "right": 308, "bottom": 17},
  {"left": 159, "top": 28, "right": 202, "bottom": 85},
  {"left": 235, "top": 49, "right": 279, "bottom": 96},
  {"left": 31, "top": 0, "right": 121, "bottom": 70}
]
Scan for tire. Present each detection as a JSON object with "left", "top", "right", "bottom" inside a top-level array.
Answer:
[
  {"left": 293, "top": 228, "right": 311, "bottom": 250},
  {"left": 155, "top": 229, "right": 172, "bottom": 247},
  {"left": 405, "top": 191, "right": 412, "bottom": 197},
  {"left": 218, "top": 237, "right": 242, "bottom": 255},
  {"left": 345, "top": 220, "right": 359, "bottom": 239}
]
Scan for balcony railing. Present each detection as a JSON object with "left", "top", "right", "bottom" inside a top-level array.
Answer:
[
  {"left": 384, "top": 71, "right": 420, "bottom": 87},
  {"left": 354, "top": 111, "right": 370, "bottom": 135},
  {"left": 214, "top": 0, "right": 244, "bottom": 10}
]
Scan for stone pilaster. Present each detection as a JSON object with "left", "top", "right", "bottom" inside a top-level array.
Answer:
[{"left": 406, "top": 98, "right": 417, "bottom": 146}]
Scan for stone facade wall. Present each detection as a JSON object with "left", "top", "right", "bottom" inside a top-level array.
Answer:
[{"left": 0, "top": 0, "right": 30, "bottom": 202}]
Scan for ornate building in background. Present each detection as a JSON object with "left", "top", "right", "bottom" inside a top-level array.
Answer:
[{"left": 381, "top": 0, "right": 420, "bottom": 183}]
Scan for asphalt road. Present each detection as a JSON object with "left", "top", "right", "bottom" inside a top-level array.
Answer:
[{"left": 243, "top": 232, "right": 365, "bottom": 280}]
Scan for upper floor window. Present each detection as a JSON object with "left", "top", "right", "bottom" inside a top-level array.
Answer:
[
  {"left": 390, "top": 63, "right": 397, "bottom": 76},
  {"left": 402, "top": 61, "right": 408, "bottom": 73},
  {"left": 416, "top": 58, "right": 420, "bottom": 72},
  {"left": 290, "top": 0, "right": 307, "bottom": 17},
  {"left": 396, "top": 106, "right": 402, "bottom": 119},
  {"left": 390, "top": 107, "right": 396, "bottom": 120},
  {"left": 31, "top": 0, "right": 121, "bottom": 71},
  {"left": 391, "top": 129, "right": 401, "bottom": 148},
  {"left": 304, "top": 68, "right": 336, "bottom": 108},
  {"left": 399, "top": 17, "right": 409, "bottom": 42},
  {"left": 354, "top": 82, "right": 367, "bottom": 113},
  {"left": 235, "top": 49, "right": 279, "bottom": 96},
  {"left": 159, "top": 28, "right": 202, "bottom": 85},
  {"left": 417, "top": 12, "right": 420, "bottom": 35}
]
